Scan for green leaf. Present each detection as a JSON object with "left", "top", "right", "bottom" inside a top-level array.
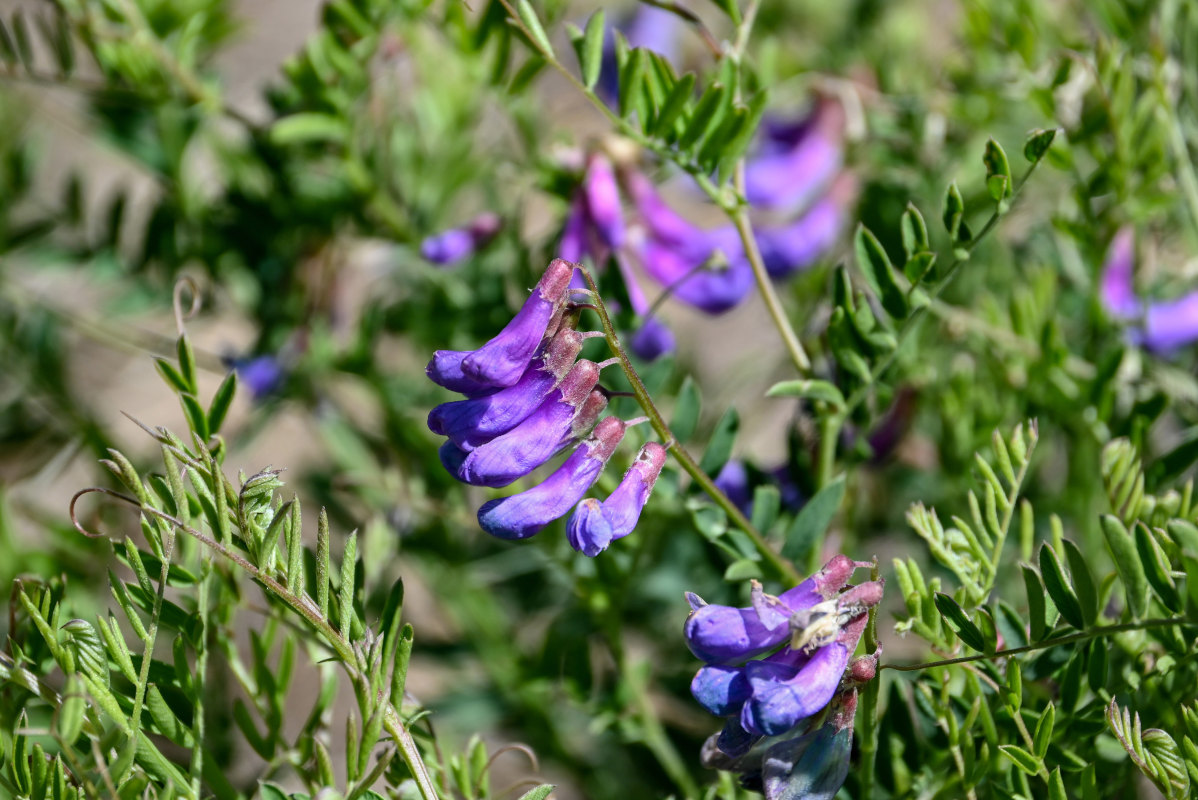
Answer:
[
  {"left": 207, "top": 372, "right": 237, "bottom": 435},
  {"left": 999, "top": 744, "right": 1043, "bottom": 775},
  {"left": 724, "top": 559, "right": 763, "bottom": 581},
  {"left": 515, "top": 786, "right": 555, "bottom": 800},
  {"left": 1004, "top": 658, "right": 1022, "bottom": 710},
  {"left": 900, "top": 203, "right": 930, "bottom": 257},
  {"left": 270, "top": 113, "right": 348, "bottom": 145},
  {"left": 1087, "top": 636, "right": 1108, "bottom": 692},
  {"left": 782, "top": 476, "right": 845, "bottom": 563},
  {"left": 617, "top": 47, "right": 646, "bottom": 119},
  {"left": 854, "top": 225, "right": 909, "bottom": 319},
  {"left": 1048, "top": 768, "right": 1067, "bottom": 800},
  {"left": 1039, "top": 543, "right": 1084, "bottom": 628},
  {"left": 516, "top": 0, "right": 554, "bottom": 56},
  {"left": 1100, "top": 514, "right": 1149, "bottom": 617},
  {"left": 942, "top": 181, "right": 967, "bottom": 242},
  {"left": 1034, "top": 703, "right": 1055, "bottom": 758},
  {"left": 1023, "top": 128, "right": 1057, "bottom": 162},
  {"left": 180, "top": 394, "right": 210, "bottom": 441},
  {"left": 766, "top": 379, "right": 846, "bottom": 411},
  {"left": 1134, "top": 523, "right": 1181, "bottom": 612},
  {"left": 671, "top": 375, "right": 702, "bottom": 441},
  {"left": 338, "top": 530, "right": 358, "bottom": 638},
  {"left": 983, "top": 138, "right": 1013, "bottom": 199},
  {"left": 651, "top": 72, "right": 696, "bottom": 139},
  {"left": 155, "top": 359, "right": 190, "bottom": 395},
  {"left": 698, "top": 407, "right": 738, "bottom": 476},
  {"left": 934, "top": 593, "right": 987, "bottom": 651},
  {"left": 579, "top": 10, "right": 605, "bottom": 89},
  {"left": 1062, "top": 539, "right": 1099, "bottom": 627},
  {"left": 750, "top": 485, "right": 781, "bottom": 533},
  {"left": 678, "top": 83, "right": 726, "bottom": 150}
]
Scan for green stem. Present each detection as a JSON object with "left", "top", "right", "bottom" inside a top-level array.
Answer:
[
  {"left": 577, "top": 268, "right": 801, "bottom": 584},
  {"left": 881, "top": 616, "right": 1194, "bottom": 672},
  {"left": 857, "top": 562, "right": 882, "bottom": 800}
]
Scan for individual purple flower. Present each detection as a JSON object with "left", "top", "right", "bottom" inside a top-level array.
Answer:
[
  {"left": 567, "top": 441, "right": 667, "bottom": 556},
  {"left": 231, "top": 355, "right": 285, "bottom": 400},
  {"left": 627, "top": 172, "right": 755, "bottom": 314},
  {"left": 683, "top": 555, "right": 863, "bottom": 664},
  {"left": 440, "top": 359, "right": 601, "bottom": 488},
  {"left": 426, "top": 350, "right": 505, "bottom": 396},
  {"left": 420, "top": 213, "right": 503, "bottom": 266},
  {"left": 584, "top": 154, "right": 625, "bottom": 249},
  {"left": 745, "top": 98, "right": 845, "bottom": 213},
  {"left": 1098, "top": 226, "right": 1198, "bottom": 353},
  {"left": 427, "top": 328, "right": 585, "bottom": 449},
  {"left": 739, "top": 614, "right": 868, "bottom": 736},
  {"left": 756, "top": 176, "right": 856, "bottom": 279},
  {"left": 1142, "top": 292, "right": 1198, "bottom": 352},
  {"left": 1100, "top": 226, "right": 1138, "bottom": 320},
  {"left": 449, "top": 258, "right": 574, "bottom": 388},
  {"left": 478, "top": 416, "right": 627, "bottom": 540},
  {"left": 761, "top": 690, "right": 857, "bottom": 800}
]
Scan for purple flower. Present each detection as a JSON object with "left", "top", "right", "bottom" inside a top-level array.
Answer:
[
  {"left": 739, "top": 614, "right": 866, "bottom": 736},
  {"left": 458, "top": 258, "right": 575, "bottom": 387},
  {"left": 427, "top": 329, "right": 585, "bottom": 449},
  {"left": 627, "top": 172, "right": 755, "bottom": 314},
  {"left": 1098, "top": 226, "right": 1198, "bottom": 353},
  {"left": 232, "top": 355, "right": 285, "bottom": 400},
  {"left": 559, "top": 197, "right": 590, "bottom": 264},
  {"left": 478, "top": 416, "right": 627, "bottom": 540},
  {"left": 683, "top": 556, "right": 862, "bottom": 664},
  {"left": 1143, "top": 293, "right": 1198, "bottom": 352},
  {"left": 745, "top": 99, "right": 845, "bottom": 213},
  {"left": 440, "top": 359, "right": 601, "bottom": 487},
  {"left": 714, "top": 460, "right": 752, "bottom": 515},
  {"left": 1100, "top": 226, "right": 1138, "bottom": 320},
  {"left": 584, "top": 154, "right": 625, "bottom": 249},
  {"left": 426, "top": 350, "right": 505, "bottom": 396},
  {"left": 420, "top": 213, "right": 503, "bottom": 266},
  {"left": 567, "top": 441, "right": 667, "bottom": 556},
  {"left": 756, "top": 177, "right": 855, "bottom": 278},
  {"left": 761, "top": 695, "right": 855, "bottom": 800}
]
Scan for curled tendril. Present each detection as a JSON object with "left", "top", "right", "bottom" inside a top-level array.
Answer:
[
  {"left": 483, "top": 743, "right": 541, "bottom": 779},
  {"left": 69, "top": 487, "right": 141, "bottom": 539},
  {"left": 172, "top": 276, "right": 201, "bottom": 336}
]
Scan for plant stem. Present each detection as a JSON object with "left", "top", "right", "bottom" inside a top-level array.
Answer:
[
  {"left": 577, "top": 267, "right": 801, "bottom": 584},
  {"left": 881, "top": 616, "right": 1194, "bottom": 672},
  {"left": 857, "top": 561, "right": 882, "bottom": 800}
]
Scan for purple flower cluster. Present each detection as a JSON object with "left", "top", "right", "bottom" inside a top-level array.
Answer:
[
  {"left": 556, "top": 99, "right": 853, "bottom": 363},
  {"left": 685, "top": 556, "right": 882, "bottom": 797},
  {"left": 1100, "top": 225, "right": 1198, "bottom": 352},
  {"left": 427, "top": 259, "right": 667, "bottom": 554}
]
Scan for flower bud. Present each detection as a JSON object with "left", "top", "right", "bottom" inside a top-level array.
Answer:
[
  {"left": 450, "top": 360, "right": 601, "bottom": 487},
  {"left": 566, "top": 442, "right": 666, "bottom": 557},
  {"left": 460, "top": 259, "right": 574, "bottom": 387},
  {"left": 428, "top": 329, "right": 584, "bottom": 449},
  {"left": 420, "top": 213, "right": 502, "bottom": 265},
  {"left": 478, "top": 417, "right": 627, "bottom": 540}
]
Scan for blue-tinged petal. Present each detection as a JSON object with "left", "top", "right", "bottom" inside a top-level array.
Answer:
[
  {"left": 454, "top": 360, "right": 600, "bottom": 487},
  {"left": 426, "top": 350, "right": 505, "bottom": 396},
  {"left": 691, "top": 663, "right": 750, "bottom": 717},
  {"left": 421, "top": 213, "right": 502, "bottom": 265},
  {"left": 461, "top": 259, "right": 574, "bottom": 386},
  {"left": 1143, "top": 292, "right": 1198, "bottom": 352},
  {"left": 740, "top": 642, "right": 849, "bottom": 736},
  {"left": 584, "top": 154, "right": 625, "bottom": 248},
  {"left": 566, "top": 498, "right": 613, "bottom": 557},
  {"left": 756, "top": 194, "right": 846, "bottom": 279},
  {"left": 1100, "top": 226, "right": 1139, "bottom": 321},
  {"left": 428, "top": 329, "right": 584, "bottom": 448},
  {"left": 478, "top": 417, "right": 627, "bottom": 540},
  {"left": 745, "top": 99, "right": 845, "bottom": 213}
]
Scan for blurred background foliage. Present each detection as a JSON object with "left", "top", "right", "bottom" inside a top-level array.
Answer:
[{"left": 0, "top": 0, "right": 1197, "bottom": 797}]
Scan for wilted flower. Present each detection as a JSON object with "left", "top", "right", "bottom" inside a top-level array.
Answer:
[
  {"left": 420, "top": 212, "right": 503, "bottom": 266},
  {"left": 760, "top": 690, "right": 858, "bottom": 800}
]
